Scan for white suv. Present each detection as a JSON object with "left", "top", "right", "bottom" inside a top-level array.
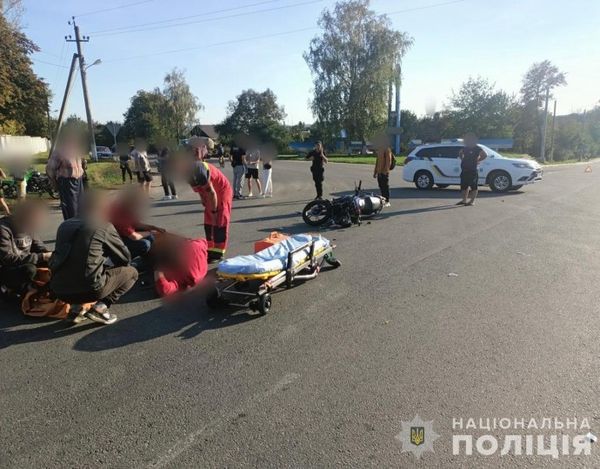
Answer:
[{"left": 402, "top": 143, "right": 543, "bottom": 192}]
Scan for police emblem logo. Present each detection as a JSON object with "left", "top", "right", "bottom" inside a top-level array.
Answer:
[
  {"left": 396, "top": 415, "right": 439, "bottom": 458},
  {"left": 410, "top": 427, "right": 425, "bottom": 446}
]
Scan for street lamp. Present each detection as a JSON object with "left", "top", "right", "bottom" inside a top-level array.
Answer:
[{"left": 85, "top": 58, "right": 102, "bottom": 70}]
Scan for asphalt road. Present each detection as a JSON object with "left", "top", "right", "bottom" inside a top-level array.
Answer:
[{"left": 2, "top": 160, "right": 600, "bottom": 468}]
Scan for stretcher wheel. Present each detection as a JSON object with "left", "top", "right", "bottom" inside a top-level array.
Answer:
[
  {"left": 257, "top": 293, "right": 272, "bottom": 315},
  {"left": 206, "top": 287, "right": 225, "bottom": 309},
  {"left": 325, "top": 254, "right": 342, "bottom": 268}
]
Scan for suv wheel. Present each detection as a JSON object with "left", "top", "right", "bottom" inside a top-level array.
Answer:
[
  {"left": 414, "top": 170, "right": 434, "bottom": 190},
  {"left": 489, "top": 171, "right": 512, "bottom": 192}
]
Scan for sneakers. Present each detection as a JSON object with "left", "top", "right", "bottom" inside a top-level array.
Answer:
[
  {"left": 66, "top": 304, "right": 89, "bottom": 324},
  {"left": 85, "top": 302, "right": 117, "bottom": 325},
  {"left": 456, "top": 200, "right": 466, "bottom": 205},
  {"left": 384, "top": 201, "right": 391, "bottom": 208},
  {"left": 248, "top": 192, "right": 253, "bottom": 197},
  {"left": 171, "top": 195, "right": 178, "bottom": 200},
  {"left": 161, "top": 195, "right": 172, "bottom": 201}
]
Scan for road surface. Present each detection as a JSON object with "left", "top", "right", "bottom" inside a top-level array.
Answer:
[{"left": 1, "top": 160, "right": 599, "bottom": 468}]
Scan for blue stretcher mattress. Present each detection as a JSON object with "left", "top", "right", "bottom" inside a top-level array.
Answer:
[{"left": 217, "top": 234, "right": 330, "bottom": 279}]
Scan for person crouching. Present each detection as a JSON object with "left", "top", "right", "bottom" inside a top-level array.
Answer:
[{"left": 50, "top": 191, "right": 138, "bottom": 325}]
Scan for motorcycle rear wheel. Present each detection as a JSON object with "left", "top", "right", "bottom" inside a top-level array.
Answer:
[{"left": 302, "top": 199, "right": 333, "bottom": 226}]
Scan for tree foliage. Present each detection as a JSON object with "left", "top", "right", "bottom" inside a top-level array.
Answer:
[
  {"left": 162, "top": 68, "right": 202, "bottom": 140},
  {"left": 0, "top": 11, "right": 50, "bottom": 136},
  {"left": 304, "top": 0, "right": 412, "bottom": 143},
  {"left": 446, "top": 77, "right": 516, "bottom": 138},
  {"left": 216, "top": 88, "right": 288, "bottom": 149},
  {"left": 122, "top": 69, "right": 201, "bottom": 144}
]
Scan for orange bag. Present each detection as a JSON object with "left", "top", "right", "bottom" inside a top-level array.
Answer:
[
  {"left": 20, "top": 268, "right": 71, "bottom": 319},
  {"left": 254, "top": 231, "right": 289, "bottom": 253}
]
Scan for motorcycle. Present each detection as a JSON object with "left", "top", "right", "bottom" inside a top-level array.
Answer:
[
  {"left": 302, "top": 181, "right": 386, "bottom": 228},
  {"left": 26, "top": 170, "right": 59, "bottom": 199}
]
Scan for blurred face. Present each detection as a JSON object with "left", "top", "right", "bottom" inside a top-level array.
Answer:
[
  {"left": 464, "top": 133, "right": 478, "bottom": 147},
  {"left": 17, "top": 205, "right": 48, "bottom": 233},
  {"left": 315, "top": 143, "right": 322, "bottom": 152}
]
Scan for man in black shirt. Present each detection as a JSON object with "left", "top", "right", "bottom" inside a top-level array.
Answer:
[
  {"left": 457, "top": 133, "right": 486, "bottom": 206},
  {"left": 306, "top": 141, "right": 328, "bottom": 199},
  {"left": 230, "top": 145, "right": 246, "bottom": 199}
]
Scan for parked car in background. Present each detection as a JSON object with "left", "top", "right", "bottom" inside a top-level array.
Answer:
[
  {"left": 403, "top": 143, "right": 543, "bottom": 192},
  {"left": 94, "top": 146, "right": 114, "bottom": 160}
]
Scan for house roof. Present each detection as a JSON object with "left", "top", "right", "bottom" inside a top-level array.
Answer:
[{"left": 197, "top": 125, "right": 219, "bottom": 140}]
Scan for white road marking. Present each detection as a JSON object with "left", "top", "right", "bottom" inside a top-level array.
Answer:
[{"left": 148, "top": 372, "right": 300, "bottom": 468}]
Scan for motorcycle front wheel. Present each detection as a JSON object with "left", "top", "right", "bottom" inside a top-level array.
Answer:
[{"left": 302, "top": 199, "right": 333, "bottom": 226}]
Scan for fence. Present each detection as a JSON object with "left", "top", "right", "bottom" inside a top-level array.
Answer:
[{"left": 0, "top": 135, "right": 50, "bottom": 158}]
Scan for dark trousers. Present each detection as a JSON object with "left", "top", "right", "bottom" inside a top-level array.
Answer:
[
  {"left": 57, "top": 177, "right": 83, "bottom": 220},
  {"left": 57, "top": 266, "right": 138, "bottom": 306},
  {"left": 121, "top": 164, "right": 133, "bottom": 182},
  {"left": 377, "top": 173, "right": 390, "bottom": 201},
  {"left": 123, "top": 234, "right": 154, "bottom": 259},
  {"left": 161, "top": 173, "right": 176, "bottom": 197},
  {"left": 311, "top": 168, "right": 324, "bottom": 198},
  {"left": 0, "top": 263, "right": 37, "bottom": 291}
]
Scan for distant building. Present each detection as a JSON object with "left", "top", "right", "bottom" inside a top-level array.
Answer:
[{"left": 190, "top": 124, "right": 219, "bottom": 141}]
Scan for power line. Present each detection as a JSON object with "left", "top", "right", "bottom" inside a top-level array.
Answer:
[
  {"left": 74, "top": 0, "right": 155, "bottom": 18},
  {"left": 31, "top": 57, "right": 70, "bottom": 68},
  {"left": 102, "top": 0, "right": 470, "bottom": 63},
  {"left": 103, "top": 26, "right": 316, "bottom": 63},
  {"left": 386, "top": 0, "right": 466, "bottom": 16},
  {"left": 91, "top": 0, "right": 325, "bottom": 37},
  {"left": 90, "top": 0, "right": 285, "bottom": 35}
]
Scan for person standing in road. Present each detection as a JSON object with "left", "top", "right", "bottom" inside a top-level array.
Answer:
[
  {"left": 230, "top": 144, "right": 246, "bottom": 199},
  {"left": 457, "top": 133, "right": 487, "bottom": 206},
  {"left": 131, "top": 140, "right": 153, "bottom": 196},
  {"left": 374, "top": 147, "right": 392, "bottom": 207},
  {"left": 306, "top": 141, "right": 328, "bottom": 199},
  {"left": 118, "top": 143, "right": 133, "bottom": 183},
  {"left": 186, "top": 137, "right": 233, "bottom": 262},
  {"left": 244, "top": 147, "right": 262, "bottom": 197},
  {"left": 261, "top": 157, "right": 273, "bottom": 198},
  {"left": 46, "top": 132, "right": 85, "bottom": 220},
  {"left": 158, "top": 147, "right": 177, "bottom": 201}
]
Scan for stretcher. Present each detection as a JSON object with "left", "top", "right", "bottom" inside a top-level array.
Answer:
[{"left": 206, "top": 234, "right": 341, "bottom": 314}]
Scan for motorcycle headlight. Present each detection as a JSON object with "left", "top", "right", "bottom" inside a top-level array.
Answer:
[{"left": 512, "top": 162, "right": 534, "bottom": 169}]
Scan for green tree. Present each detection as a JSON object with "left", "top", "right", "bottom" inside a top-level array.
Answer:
[
  {"left": 518, "top": 60, "right": 567, "bottom": 157},
  {"left": 122, "top": 89, "right": 170, "bottom": 143},
  {"left": 446, "top": 77, "right": 515, "bottom": 138},
  {"left": 0, "top": 12, "right": 50, "bottom": 136},
  {"left": 162, "top": 68, "right": 202, "bottom": 140},
  {"left": 216, "top": 89, "right": 288, "bottom": 150},
  {"left": 304, "top": 0, "right": 412, "bottom": 143}
]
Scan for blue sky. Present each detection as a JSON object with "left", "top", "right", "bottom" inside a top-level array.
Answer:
[{"left": 24, "top": 0, "right": 600, "bottom": 126}]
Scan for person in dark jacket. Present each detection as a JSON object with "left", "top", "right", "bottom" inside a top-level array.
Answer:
[
  {"left": 158, "top": 147, "right": 177, "bottom": 201},
  {"left": 117, "top": 143, "right": 133, "bottom": 183},
  {"left": 50, "top": 191, "right": 138, "bottom": 325},
  {"left": 0, "top": 200, "right": 51, "bottom": 295},
  {"left": 306, "top": 141, "right": 328, "bottom": 199}
]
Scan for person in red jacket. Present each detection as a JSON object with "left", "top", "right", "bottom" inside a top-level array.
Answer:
[
  {"left": 187, "top": 137, "right": 233, "bottom": 261},
  {"left": 153, "top": 235, "right": 208, "bottom": 297}
]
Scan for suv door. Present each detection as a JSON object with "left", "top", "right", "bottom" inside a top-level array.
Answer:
[{"left": 428, "top": 146, "right": 461, "bottom": 183}]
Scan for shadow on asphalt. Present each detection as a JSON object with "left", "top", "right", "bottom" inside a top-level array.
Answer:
[
  {"left": 0, "top": 306, "right": 100, "bottom": 349},
  {"left": 73, "top": 293, "right": 259, "bottom": 352}
]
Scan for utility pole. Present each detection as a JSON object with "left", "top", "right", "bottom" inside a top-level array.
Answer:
[
  {"left": 549, "top": 100, "right": 557, "bottom": 162},
  {"left": 540, "top": 85, "right": 550, "bottom": 163},
  {"left": 48, "top": 53, "right": 79, "bottom": 158},
  {"left": 394, "top": 64, "right": 402, "bottom": 155},
  {"left": 66, "top": 17, "right": 98, "bottom": 161}
]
